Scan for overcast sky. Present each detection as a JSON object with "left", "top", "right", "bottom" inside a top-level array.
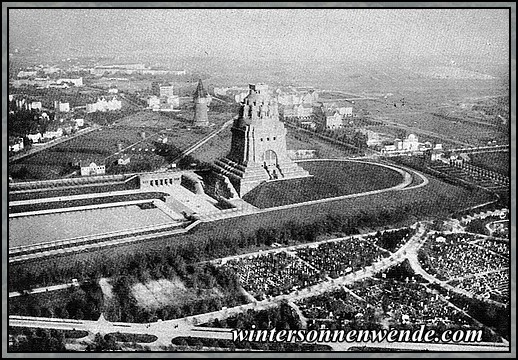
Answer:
[{"left": 9, "top": 8, "right": 509, "bottom": 64}]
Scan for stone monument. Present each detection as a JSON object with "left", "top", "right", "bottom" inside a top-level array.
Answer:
[{"left": 213, "top": 83, "right": 310, "bottom": 196}]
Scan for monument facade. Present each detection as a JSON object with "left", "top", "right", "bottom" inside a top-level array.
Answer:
[{"left": 213, "top": 83, "right": 310, "bottom": 196}]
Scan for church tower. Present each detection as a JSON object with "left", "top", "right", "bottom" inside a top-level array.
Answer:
[
  {"left": 213, "top": 83, "right": 310, "bottom": 196},
  {"left": 193, "top": 79, "right": 210, "bottom": 127}
]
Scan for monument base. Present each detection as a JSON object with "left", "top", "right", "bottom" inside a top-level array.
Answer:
[{"left": 212, "top": 157, "right": 310, "bottom": 197}]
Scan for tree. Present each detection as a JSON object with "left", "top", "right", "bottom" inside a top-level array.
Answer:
[{"left": 87, "top": 333, "right": 120, "bottom": 352}]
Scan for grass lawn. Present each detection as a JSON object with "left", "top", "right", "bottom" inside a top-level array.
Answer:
[{"left": 243, "top": 160, "right": 403, "bottom": 208}]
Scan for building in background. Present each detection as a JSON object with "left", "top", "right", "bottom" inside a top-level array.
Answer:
[
  {"left": 338, "top": 107, "right": 353, "bottom": 117},
  {"left": 9, "top": 137, "right": 24, "bottom": 152},
  {"left": 42, "top": 124, "right": 64, "bottom": 140},
  {"left": 57, "top": 77, "right": 83, "bottom": 87},
  {"left": 193, "top": 79, "right": 211, "bottom": 127},
  {"left": 80, "top": 160, "right": 106, "bottom": 176},
  {"left": 324, "top": 110, "right": 343, "bottom": 129},
  {"left": 159, "top": 84, "right": 175, "bottom": 98},
  {"left": 54, "top": 101, "right": 70, "bottom": 113},
  {"left": 398, "top": 133, "right": 419, "bottom": 151},
  {"left": 147, "top": 95, "right": 161, "bottom": 111},
  {"left": 117, "top": 154, "right": 131, "bottom": 166},
  {"left": 27, "top": 132, "right": 42, "bottom": 143},
  {"left": 30, "top": 101, "right": 42, "bottom": 111},
  {"left": 86, "top": 97, "right": 122, "bottom": 113},
  {"left": 73, "top": 118, "right": 84, "bottom": 127}
]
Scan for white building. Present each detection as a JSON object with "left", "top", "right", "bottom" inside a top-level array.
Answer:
[
  {"left": 9, "top": 137, "right": 24, "bottom": 152},
  {"left": 55, "top": 101, "right": 70, "bottom": 113},
  {"left": 27, "top": 132, "right": 42, "bottom": 143},
  {"left": 400, "top": 134, "right": 419, "bottom": 151},
  {"left": 80, "top": 160, "right": 106, "bottom": 176},
  {"left": 283, "top": 103, "right": 314, "bottom": 119},
  {"left": 73, "top": 118, "right": 84, "bottom": 127},
  {"left": 325, "top": 111, "right": 343, "bottom": 129},
  {"left": 338, "top": 107, "right": 353, "bottom": 117},
  {"left": 430, "top": 149, "right": 445, "bottom": 161},
  {"left": 364, "top": 130, "right": 383, "bottom": 147},
  {"left": 57, "top": 77, "right": 83, "bottom": 87},
  {"left": 147, "top": 95, "right": 160, "bottom": 110},
  {"left": 43, "top": 127, "right": 63, "bottom": 140},
  {"left": 117, "top": 154, "right": 131, "bottom": 165},
  {"left": 302, "top": 91, "right": 319, "bottom": 104},
  {"left": 17, "top": 70, "right": 38, "bottom": 78},
  {"left": 287, "top": 149, "right": 317, "bottom": 160},
  {"left": 147, "top": 96, "right": 160, "bottom": 106},
  {"left": 158, "top": 95, "right": 180, "bottom": 111},
  {"left": 30, "top": 101, "right": 42, "bottom": 111},
  {"left": 300, "top": 120, "right": 317, "bottom": 129},
  {"left": 382, "top": 134, "right": 428, "bottom": 155},
  {"left": 86, "top": 97, "right": 122, "bottom": 113},
  {"left": 159, "top": 84, "right": 175, "bottom": 98}
]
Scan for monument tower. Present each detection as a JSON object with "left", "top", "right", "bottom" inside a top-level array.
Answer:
[
  {"left": 193, "top": 79, "right": 210, "bottom": 127},
  {"left": 213, "top": 84, "right": 310, "bottom": 196}
]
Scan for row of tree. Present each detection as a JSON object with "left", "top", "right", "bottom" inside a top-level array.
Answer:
[
  {"left": 9, "top": 201, "right": 424, "bottom": 293},
  {"left": 10, "top": 283, "right": 103, "bottom": 321},
  {"left": 9, "top": 328, "right": 67, "bottom": 352},
  {"left": 8, "top": 108, "right": 54, "bottom": 137}
]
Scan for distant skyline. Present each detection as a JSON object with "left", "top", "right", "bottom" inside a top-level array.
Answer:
[{"left": 9, "top": 8, "right": 509, "bottom": 65}]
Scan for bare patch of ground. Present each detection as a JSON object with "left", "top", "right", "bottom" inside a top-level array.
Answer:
[{"left": 131, "top": 277, "right": 223, "bottom": 311}]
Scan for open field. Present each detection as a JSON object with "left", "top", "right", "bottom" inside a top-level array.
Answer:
[
  {"left": 339, "top": 75, "right": 508, "bottom": 148},
  {"left": 368, "top": 111, "right": 507, "bottom": 147},
  {"left": 114, "top": 110, "right": 185, "bottom": 128},
  {"left": 89, "top": 78, "right": 153, "bottom": 92},
  {"left": 285, "top": 126, "right": 362, "bottom": 158},
  {"left": 9, "top": 123, "right": 213, "bottom": 180},
  {"left": 243, "top": 160, "right": 403, "bottom": 208},
  {"left": 189, "top": 127, "right": 231, "bottom": 164},
  {"left": 131, "top": 278, "right": 224, "bottom": 312},
  {"left": 9, "top": 127, "right": 158, "bottom": 180},
  {"left": 116, "top": 108, "right": 233, "bottom": 129}
]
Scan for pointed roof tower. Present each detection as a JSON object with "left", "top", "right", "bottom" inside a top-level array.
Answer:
[{"left": 194, "top": 79, "right": 208, "bottom": 98}]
